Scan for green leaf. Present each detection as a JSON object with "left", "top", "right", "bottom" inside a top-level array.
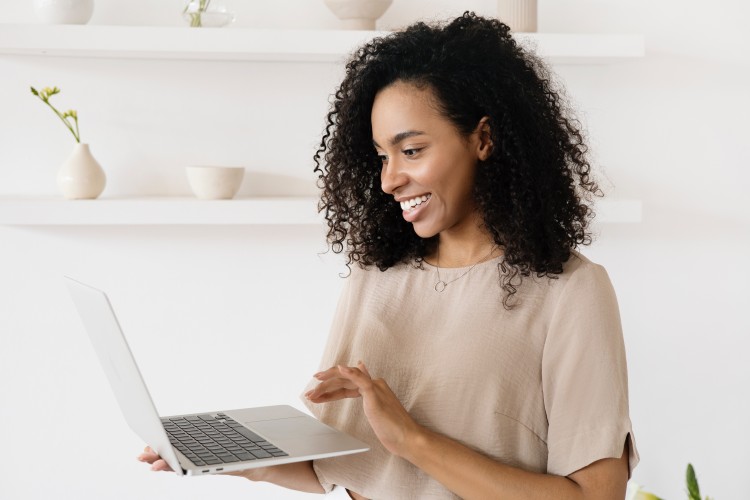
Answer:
[
  {"left": 686, "top": 463, "right": 701, "bottom": 500},
  {"left": 634, "top": 491, "right": 663, "bottom": 500},
  {"left": 30, "top": 86, "right": 39, "bottom": 96}
]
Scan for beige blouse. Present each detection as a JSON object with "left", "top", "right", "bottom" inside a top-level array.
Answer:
[{"left": 302, "top": 251, "right": 639, "bottom": 499}]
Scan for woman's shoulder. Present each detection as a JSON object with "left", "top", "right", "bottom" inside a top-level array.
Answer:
[
  {"left": 521, "top": 250, "right": 613, "bottom": 302},
  {"left": 551, "top": 250, "right": 617, "bottom": 303},
  {"left": 561, "top": 250, "right": 606, "bottom": 278},
  {"left": 568, "top": 250, "right": 613, "bottom": 280}
]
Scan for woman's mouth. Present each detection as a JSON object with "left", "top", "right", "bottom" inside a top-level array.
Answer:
[
  {"left": 400, "top": 194, "right": 431, "bottom": 222},
  {"left": 400, "top": 194, "right": 431, "bottom": 211}
]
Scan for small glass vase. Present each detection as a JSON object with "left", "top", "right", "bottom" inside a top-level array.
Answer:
[{"left": 182, "top": 0, "right": 234, "bottom": 28}]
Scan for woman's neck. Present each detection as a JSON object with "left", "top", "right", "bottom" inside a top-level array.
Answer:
[{"left": 425, "top": 219, "right": 500, "bottom": 268}]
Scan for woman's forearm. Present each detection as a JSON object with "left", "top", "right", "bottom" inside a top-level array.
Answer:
[
  {"left": 310, "top": 363, "right": 626, "bottom": 499},
  {"left": 403, "top": 427, "right": 627, "bottom": 500},
  {"left": 232, "top": 460, "right": 326, "bottom": 494}
]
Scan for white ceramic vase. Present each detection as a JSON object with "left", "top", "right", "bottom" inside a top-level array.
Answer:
[
  {"left": 497, "top": 0, "right": 537, "bottom": 32},
  {"left": 324, "top": 0, "right": 393, "bottom": 30},
  {"left": 33, "top": 0, "right": 94, "bottom": 25},
  {"left": 57, "top": 143, "right": 106, "bottom": 200}
]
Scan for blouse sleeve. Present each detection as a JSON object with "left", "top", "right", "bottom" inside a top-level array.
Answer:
[{"left": 542, "top": 261, "right": 639, "bottom": 477}]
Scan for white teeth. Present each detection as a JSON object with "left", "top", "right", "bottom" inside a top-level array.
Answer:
[{"left": 400, "top": 194, "right": 431, "bottom": 211}]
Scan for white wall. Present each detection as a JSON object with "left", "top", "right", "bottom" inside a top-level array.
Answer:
[{"left": 1, "top": 1, "right": 748, "bottom": 499}]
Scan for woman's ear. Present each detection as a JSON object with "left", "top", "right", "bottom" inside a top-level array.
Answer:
[{"left": 475, "top": 116, "right": 493, "bottom": 161}]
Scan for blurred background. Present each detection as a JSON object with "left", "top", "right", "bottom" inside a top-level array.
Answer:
[{"left": 0, "top": 1, "right": 748, "bottom": 498}]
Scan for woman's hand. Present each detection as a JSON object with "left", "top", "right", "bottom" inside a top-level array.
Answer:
[
  {"left": 137, "top": 448, "right": 325, "bottom": 492},
  {"left": 137, "top": 446, "right": 173, "bottom": 472},
  {"left": 136, "top": 447, "right": 263, "bottom": 480},
  {"left": 305, "top": 361, "right": 424, "bottom": 458}
]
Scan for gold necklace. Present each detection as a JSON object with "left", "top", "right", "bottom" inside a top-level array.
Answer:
[{"left": 434, "top": 245, "right": 498, "bottom": 292}]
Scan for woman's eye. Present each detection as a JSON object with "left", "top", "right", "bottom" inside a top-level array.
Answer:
[
  {"left": 378, "top": 154, "right": 388, "bottom": 163},
  {"left": 403, "top": 148, "right": 421, "bottom": 157}
]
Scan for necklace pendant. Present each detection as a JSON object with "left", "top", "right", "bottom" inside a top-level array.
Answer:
[{"left": 434, "top": 280, "right": 447, "bottom": 292}]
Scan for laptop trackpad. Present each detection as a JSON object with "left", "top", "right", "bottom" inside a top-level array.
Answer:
[{"left": 246, "top": 416, "right": 336, "bottom": 440}]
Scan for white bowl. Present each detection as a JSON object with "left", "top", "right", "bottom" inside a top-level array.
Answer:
[
  {"left": 33, "top": 0, "right": 94, "bottom": 25},
  {"left": 324, "top": 0, "right": 393, "bottom": 30},
  {"left": 186, "top": 166, "right": 245, "bottom": 200}
]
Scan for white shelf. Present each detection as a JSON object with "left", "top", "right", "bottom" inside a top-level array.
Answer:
[
  {"left": 0, "top": 197, "right": 321, "bottom": 225},
  {"left": 0, "top": 197, "right": 641, "bottom": 226},
  {"left": 0, "top": 25, "right": 644, "bottom": 64}
]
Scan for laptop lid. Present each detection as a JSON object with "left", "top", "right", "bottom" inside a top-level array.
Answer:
[{"left": 64, "top": 276, "right": 184, "bottom": 475}]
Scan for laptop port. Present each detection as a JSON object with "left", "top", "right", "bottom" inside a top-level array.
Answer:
[{"left": 216, "top": 468, "right": 223, "bottom": 472}]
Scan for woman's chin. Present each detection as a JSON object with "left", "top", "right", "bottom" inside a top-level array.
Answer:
[{"left": 410, "top": 222, "right": 439, "bottom": 239}]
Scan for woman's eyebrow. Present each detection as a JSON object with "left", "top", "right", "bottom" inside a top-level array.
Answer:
[{"left": 373, "top": 130, "right": 426, "bottom": 148}]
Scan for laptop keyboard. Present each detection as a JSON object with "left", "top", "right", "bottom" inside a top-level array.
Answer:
[{"left": 161, "top": 412, "right": 288, "bottom": 467}]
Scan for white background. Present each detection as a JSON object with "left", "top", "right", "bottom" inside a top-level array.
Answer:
[{"left": 1, "top": 1, "right": 748, "bottom": 498}]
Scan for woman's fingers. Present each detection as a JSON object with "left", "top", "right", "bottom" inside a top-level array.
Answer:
[
  {"left": 307, "top": 387, "right": 360, "bottom": 403},
  {"left": 335, "top": 364, "right": 421, "bottom": 457},
  {"left": 358, "top": 361, "right": 371, "bottom": 378},
  {"left": 150, "top": 459, "right": 173, "bottom": 472},
  {"left": 306, "top": 362, "right": 375, "bottom": 403},
  {"left": 313, "top": 365, "right": 344, "bottom": 381},
  {"left": 315, "top": 361, "right": 371, "bottom": 381},
  {"left": 310, "top": 362, "right": 422, "bottom": 457},
  {"left": 305, "top": 380, "right": 359, "bottom": 401},
  {"left": 136, "top": 446, "right": 173, "bottom": 471},
  {"left": 306, "top": 373, "right": 358, "bottom": 399},
  {"left": 137, "top": 446, "right": 159, "bottom": 464},
  {"left": 337, "top": 365, "right": 374, "bottom": 394}
]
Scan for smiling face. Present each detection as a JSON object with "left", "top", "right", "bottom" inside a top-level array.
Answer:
[{"left": 372, "top": 81, "right": 492, "bottom": 240}]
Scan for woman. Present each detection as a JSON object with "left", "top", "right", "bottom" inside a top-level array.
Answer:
[{"left": 141, "top": 12, "right": 639, "bottom": 499}]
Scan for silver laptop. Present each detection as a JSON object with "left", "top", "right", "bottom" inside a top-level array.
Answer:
[{"left": 64, "top": 276, "right": 369, "bottom": 476}]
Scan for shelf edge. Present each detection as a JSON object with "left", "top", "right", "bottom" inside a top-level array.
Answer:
[
  {"left": 0, "top": 25, "right": 645, "bottom": 64},
  {"left": 0, "top": 197, "right": 641, "bottom": 225}
]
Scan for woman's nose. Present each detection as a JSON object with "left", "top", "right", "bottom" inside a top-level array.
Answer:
[{"left": 380, "top": 160, "right": 407, "bottom": 195}]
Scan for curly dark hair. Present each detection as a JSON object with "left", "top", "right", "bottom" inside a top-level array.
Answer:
[{"left": 313, "top": 11, "right": 601, "bottom": 307}]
